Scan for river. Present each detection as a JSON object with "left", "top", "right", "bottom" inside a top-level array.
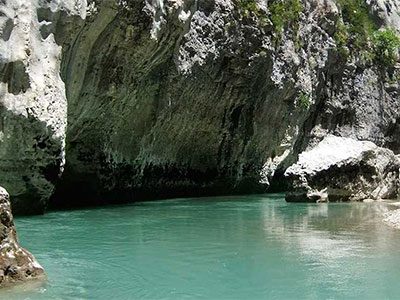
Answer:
[{"left": 2, "top": 194, "right": 400, "bottom": 299}]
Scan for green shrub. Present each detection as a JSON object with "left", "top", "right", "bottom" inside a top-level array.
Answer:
[
  {"left": 269, "top": 0, "right": 302, "bottom": 33},
  {"left": 334, "top": 0, "right": 378, "bottom": 62},
  {"left": 388, "top": 73, "right": 400, "bottom": 84},
  {"left": 296, "top": 92, "right": 311, "bottom": 110},
  {"left": 334, "top": 20, "right": 350, "bottom": 59},
  {"left": 269, "top": 0, "right": 303, "bottom": 45},
  {"left": 237, "top": 0, "right": 303, "bottom": 45},
  {"left": 237, "top": 0, "right": 260, "bottom": 17},
  {"left": 336, "top": 0, "right": 376, "bottom": 52},
  {"left": 373, "top": 28, "right": 400, "bottom": 68}
]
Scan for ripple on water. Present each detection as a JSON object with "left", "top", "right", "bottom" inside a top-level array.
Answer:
[{"left": 4, "top": 195, "right": 400, "bottom": 300}]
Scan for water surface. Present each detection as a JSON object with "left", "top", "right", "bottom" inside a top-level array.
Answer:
[{"left": 3, "top": 194, "right": 400, "bottom": 299}]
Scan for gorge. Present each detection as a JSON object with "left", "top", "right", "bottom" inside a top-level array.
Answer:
[
  {"left": 1, "top": 0, "right": 400, "bottom": 295},
  {"left": 1, "top": 0, "right": 400, "bottom": 215}
]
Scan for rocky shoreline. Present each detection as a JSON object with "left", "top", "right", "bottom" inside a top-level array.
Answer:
[{"left": 0, "top": 187, "right": 44, "bottom": 287}]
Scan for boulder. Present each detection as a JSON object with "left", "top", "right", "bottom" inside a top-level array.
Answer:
[
  {"left": 0, "top": 187, "right": 44, "bottom": 287},
  {"left": 285, "top": 135, "right": 400, "bottom": 202}
]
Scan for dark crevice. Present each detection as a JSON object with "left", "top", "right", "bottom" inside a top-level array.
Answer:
[
  {"left": 1, "top": 61, "right": 30, "bottom": 95},
  {"left": 2, "top": 18, "right": 13, "bottom": 41}
]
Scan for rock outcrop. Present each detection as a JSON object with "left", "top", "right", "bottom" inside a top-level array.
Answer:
[
  {"left": 0, "top": 0, "right": 86, "bottom": 214},
  {"left": 0, "top": 187, "right": 44, "bottom": 286},
  {"left": 1, "top": 0, "right": 400, "bottom": 212},
  {"left": 285, "top": 135, "right": 400, "bottom": 202}
]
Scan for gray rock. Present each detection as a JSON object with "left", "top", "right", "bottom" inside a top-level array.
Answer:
[
  {"left": 1, "top": 0, "right": 400, "bottom": 212},
  {"left": 0, "top": 0, "right": 85, "bottom": 214},
  {"left": 285, "top": 135, "right": 400, "bottom": 202},
  {"left": 0, "top": 187, "right": 44, "bottom": 286},
  {"left": 368, "top": 0, "right": 400, "bottom": 30}
]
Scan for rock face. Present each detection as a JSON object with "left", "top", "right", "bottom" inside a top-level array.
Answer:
[
  {"left": 1, "top": 0, "right": 400, "bottom": 212},
  {"left": 285, "top": 135, "right": 400, "bottom": 202},
  {"left": 0, "top": 187, "right": 44, "bottom": 286},
  {"left": 0, "top": 0, "right": 86, "bottom": 214}
]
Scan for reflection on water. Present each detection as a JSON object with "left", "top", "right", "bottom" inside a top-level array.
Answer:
[{"left": 3, "top": 195, "right": 400, "bottom": 300}]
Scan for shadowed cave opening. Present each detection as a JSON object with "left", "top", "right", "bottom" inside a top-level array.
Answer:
[{"left": 48, "top": 162, "right": 268, "bottom": 211}]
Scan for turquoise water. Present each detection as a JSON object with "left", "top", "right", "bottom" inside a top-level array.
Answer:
[{"left": 2, "top": 194, "right": 400, "bottom": 300}]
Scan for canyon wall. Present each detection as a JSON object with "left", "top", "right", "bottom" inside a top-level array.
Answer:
[{"left": 1, "top": 0, "right": 400, "bottom": 213}]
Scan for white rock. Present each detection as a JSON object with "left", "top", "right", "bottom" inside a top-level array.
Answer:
[
  {"left": 0, "top": 0, "right": 85, "bottom": 213},
  {"left": 285, "top": 135, "right": 400, "bottom": 202}
]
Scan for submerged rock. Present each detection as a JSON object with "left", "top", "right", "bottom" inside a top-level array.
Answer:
[
  {"left": 0, "top": 187, "right": 44, "bottom": 286},
  {"left": 383, "top": 209, "right": 400, "bottom": 229},
  {"left": 285, "top": 135, "right": 400, "bottom": 202}
]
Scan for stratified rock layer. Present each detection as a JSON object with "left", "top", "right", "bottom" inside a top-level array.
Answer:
[
  {"left": 285, "top": 135, "right": 400, "bottom": 202},
  {"left": 0, "top": 187, "right": 44, "bottom": 286}
]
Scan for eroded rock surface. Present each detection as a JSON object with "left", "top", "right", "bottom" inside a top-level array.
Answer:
[
  {"left": 0, "top": 187, "right": 44, "bottom": 286},
  {"left": 285, "top": 135, "right": 400, "bottom": 202},
  {"left": 0, "top": 0, "right": 86, "bottom": 214},
  {"left": 1, "top": 0, "right": 400, "bottom": 211},
  {"left": 54, "top": 0, "right": 400, "bottom": 208}
]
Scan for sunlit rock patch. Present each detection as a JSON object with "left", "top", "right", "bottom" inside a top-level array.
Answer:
[
  {"left": 0, "top": 187, "right": 44, "bottom": 286},
  {"left": 285, "top": 135, "right": 400, "bottom": 202}
]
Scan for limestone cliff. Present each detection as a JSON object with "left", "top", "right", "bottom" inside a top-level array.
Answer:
[
  {"left": 0, "top": 0, "right": 85, "bottom": 214},
  {"left": 1, "top": 0, "right": 400, "bottom": 213}
]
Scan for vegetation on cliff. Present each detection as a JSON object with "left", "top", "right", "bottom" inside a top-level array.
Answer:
[
  {"left": 336, "top": 0, "right": 376, "bottom": 54},
  {"left": 269, "top": 0, "right": 302, "bottom": 34},
  {"left": 296, "top": 92, "right": 311, "bottom": 110},
  {"left": 238, "top": 0, "right": 400, "bottom": 68},
  {"left": 237, "top": 0, "right": 303, "bottom": 43},
  {"left": 335, "top": 0, "right": 400, "bottom": 68},
  {"left": 373, "top": 28, "right": 400, "bottom": 68}
]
